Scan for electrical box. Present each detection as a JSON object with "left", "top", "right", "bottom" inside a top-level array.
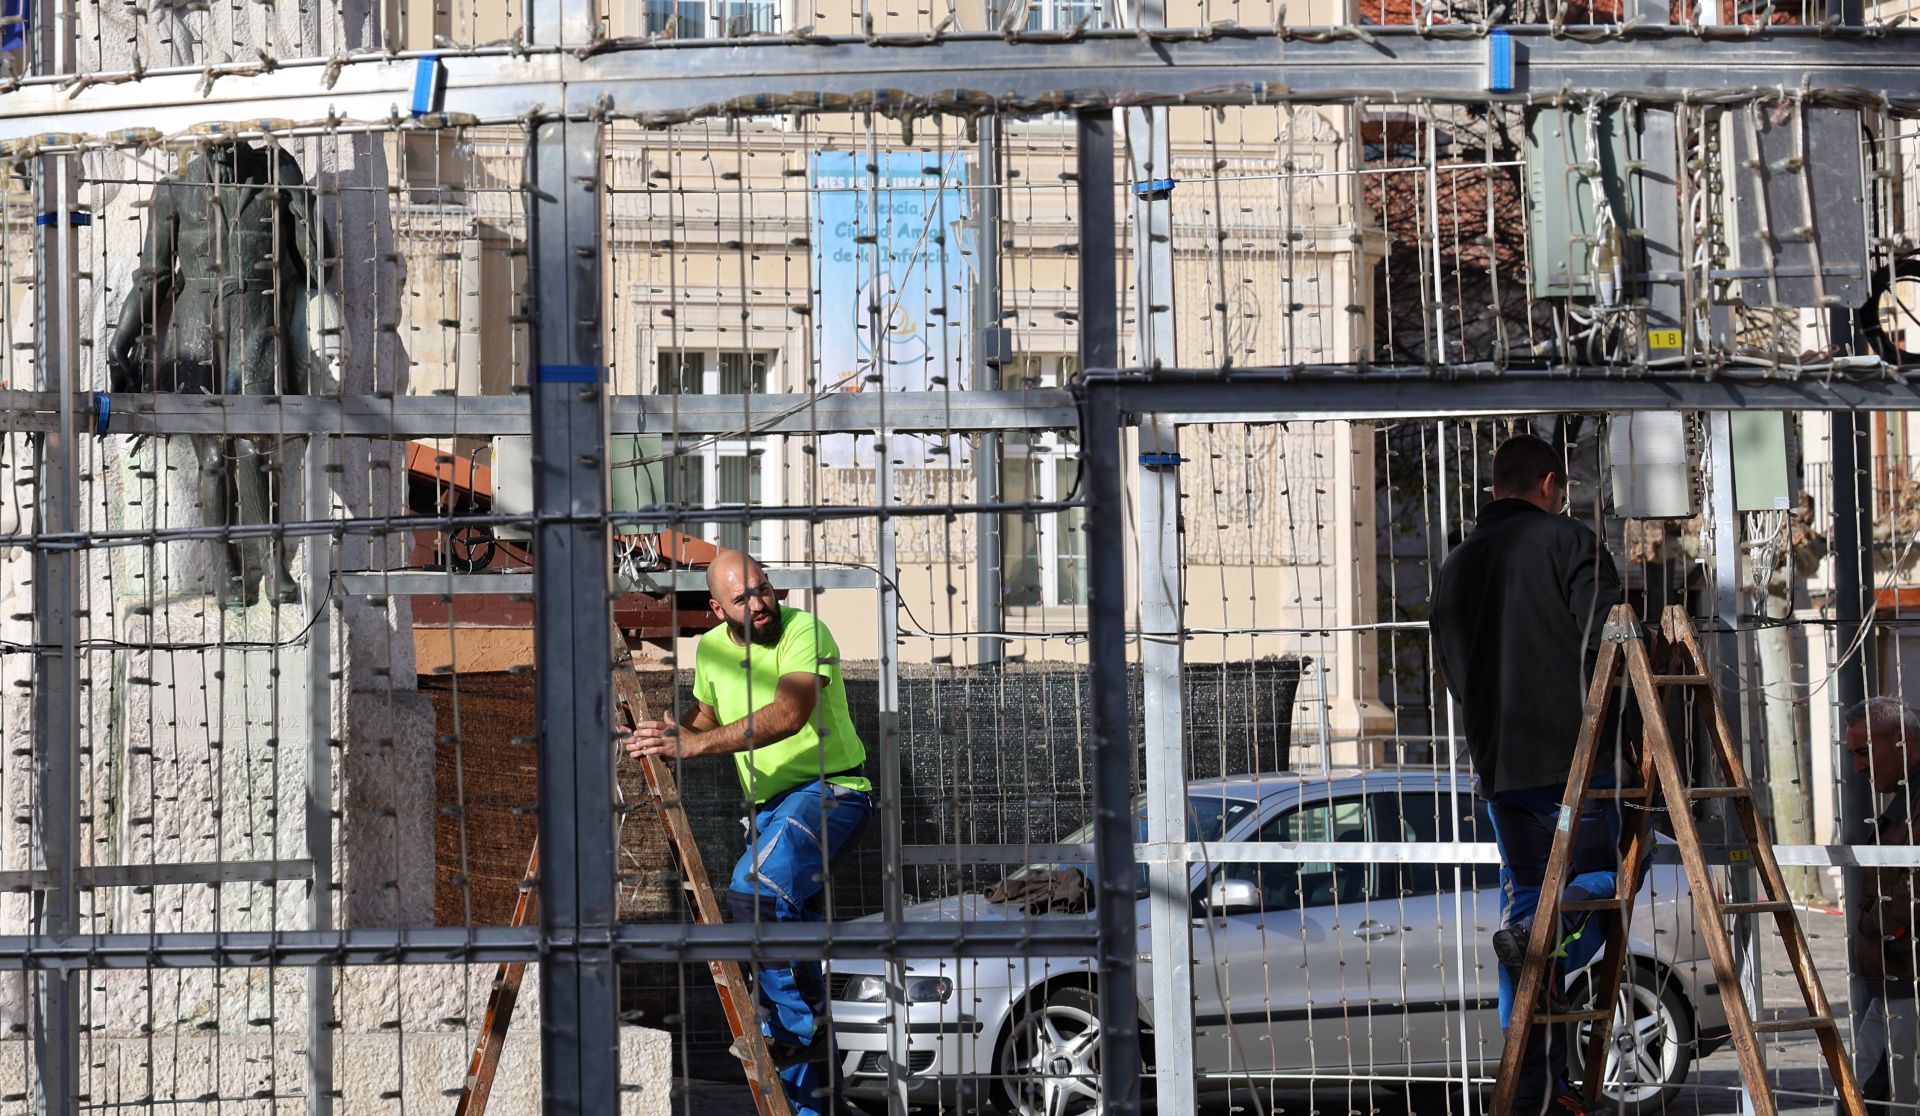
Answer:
[
  {"left": 492, "top": 434, "right": 667, "bottom": 542},
  {"left": 1730, "top": 411, "right": 1792, "bottom": 512},
  {"left": 1524, "top": 105, "right": 1641, "bottom": 301},
  {"left": 1718, "top": 104, "right": 1870, "bottom": 310},
  {"left": 1608, "top": 411, "right": 1695, "bottom": 519}
]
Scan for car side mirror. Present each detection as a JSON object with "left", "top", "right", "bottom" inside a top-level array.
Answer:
[{"left": 1204, "top": 877, "right": 1262, "bottom": 917}]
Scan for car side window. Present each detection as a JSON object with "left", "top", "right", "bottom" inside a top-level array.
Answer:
[
  {"left": 1209, "top": 795, "right": 1374, "bottom": 911},
  {"left": 1377, "top": 791, "right": 1501, "bottom": 897}
]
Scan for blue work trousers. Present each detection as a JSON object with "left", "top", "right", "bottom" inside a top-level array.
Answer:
[
  {"left": 1489, "top": 775, "right": 1626, "bottom": 1114},
  {"left": 726, "top": 779, "right": 874, "bottom": 1116}
]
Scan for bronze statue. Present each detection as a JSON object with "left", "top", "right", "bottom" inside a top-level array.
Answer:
[{"left": 109, "top": 140, "right": 331, "bottom": 607}]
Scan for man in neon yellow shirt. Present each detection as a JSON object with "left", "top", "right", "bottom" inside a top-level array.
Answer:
[{"left": 623, "top": 550, "right": 872, "bottom": 1116}]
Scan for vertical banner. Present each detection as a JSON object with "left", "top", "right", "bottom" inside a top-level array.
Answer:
[{"left": 811, "top": 151, "right": 970, "bottom": 468}]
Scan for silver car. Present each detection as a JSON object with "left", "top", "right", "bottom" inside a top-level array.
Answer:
[{"left": 828, "top": 770, "right": 1729, "bottom": 1115}]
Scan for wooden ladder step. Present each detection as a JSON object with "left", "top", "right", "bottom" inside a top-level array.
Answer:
[
  {"left": 1539, "top": 1009, "right": 1614, "bottom": 1024},
  {"left": 1687, "top": 786, "right": 1754, "bottom": 799},
  {"left": 1560, "top": 898, "right": 1630, "bottom": 913},
  {"left": 1588, "top": 787, "right": 1652, "bottom": 800},
  {"left": 1652, "top": 673, "right": 1711, "bottom": 686},
  {"left": 1752, "top": 1015, "right": 1836, "bottom": 1035},
  {"left": 1720, "top": 900, "right": 1793, "bottom": 916}
]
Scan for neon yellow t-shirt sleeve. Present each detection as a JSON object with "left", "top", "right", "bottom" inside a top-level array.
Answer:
[
  {"left": 690, "top": 634, "right": 717, "bottom": 710},
  {"left": 776, "top": 610, "right": 837, "bottom": 681}
]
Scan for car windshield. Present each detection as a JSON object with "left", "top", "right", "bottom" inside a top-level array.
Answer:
[{"left": 1010, "top": 789, "right": 1259, "bottom": 895}]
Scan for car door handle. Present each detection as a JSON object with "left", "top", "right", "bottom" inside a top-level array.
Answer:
[{"left": 1352, "top": 919, "right": 1397, "bottom": 941}]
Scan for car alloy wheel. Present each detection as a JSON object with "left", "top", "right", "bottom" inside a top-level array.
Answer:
[
  {"left": 1568, "top": 965, "right": 1694, "bottom": 1116},
  {"left": 1001, "top": 987, "right": 1103, "bottom": 1116}
]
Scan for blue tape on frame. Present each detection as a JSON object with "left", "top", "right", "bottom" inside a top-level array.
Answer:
[
  {"left": 35, "top": 212, "right": 92, "bottom": 226},
  {"left": 411, "top": 55, "right": 446, "bottom": 116},
  {"left": 536, "top": 363, "right": 600, "bottom": 384},
  {"left": 1486, "top": 29, "right": 1514, "bottom": 93},
  {"left": 1139, "top": 452, "right": 1184, "bottom": 466},
  {"left": 1133, "top": 178, "right": 1177, "bottom": 197},
  {"left": 92, "top": 392, "right": 110, "bottom": 436}
]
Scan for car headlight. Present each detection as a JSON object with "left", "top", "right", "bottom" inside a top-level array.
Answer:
[
  {"left": 906, "top": 977, "right": 953, "bottom": 1003},
  {"left": 839, "top": 975, "right": 953, "bottom": 1003}
]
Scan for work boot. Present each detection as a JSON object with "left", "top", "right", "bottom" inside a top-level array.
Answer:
[{"left": 1493, "top": 922, "right": 1576, "bottom": 1013}]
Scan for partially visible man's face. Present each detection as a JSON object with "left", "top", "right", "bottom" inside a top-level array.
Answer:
[
  {"left": 1543, "top": 472, "right": 1569, "bottom": 514},
  {"left": 1846, "top": 719, "right": 1917, "bottom": 795},
  {"left": 711, "top": 564, "right": 782, "bottom": 647}
]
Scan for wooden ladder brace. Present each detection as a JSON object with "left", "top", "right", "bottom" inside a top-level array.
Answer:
[
  {"left": 1490, "top": 604, "right": 1863, "bottom": 1116},
  {"left": 452, "top": 638, "right": 795, "bottom": 1116}
]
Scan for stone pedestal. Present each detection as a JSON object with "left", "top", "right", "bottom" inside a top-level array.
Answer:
[
  {"left": 79, "top": 592, "right": 435, "bottom": 1034},
  {"left": 0, "top": 971, "right": 673, "bottom": 1115}
]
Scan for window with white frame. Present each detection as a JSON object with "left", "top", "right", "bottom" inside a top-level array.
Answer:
[
  {"left": 639, "top": 0, "right": 777, "bottom": 37},
  {"left": 657, "top": 349, "right": 771, "bottom": 555},
  {"left": 1001, "top": 354, "right": 1086, "bottom": 608},
  {"left": 1021, "top": 0, "right": 1105, "bottom": 31}
]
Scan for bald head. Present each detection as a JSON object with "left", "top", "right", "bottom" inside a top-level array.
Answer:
[
  {"left": 706, "top": 550, "right": 782, "bottom": 647},
  {"left": 706, "top": 549, "right": 764, "bottom": 598}
]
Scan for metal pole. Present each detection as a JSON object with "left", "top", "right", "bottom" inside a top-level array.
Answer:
[
  {"left": 1829, "top": 328, "right": 1877, "bottom": 1040},
  {"left": 862, "top": 131, "right": 912, "bottom": 1116},
  {"left": 1117, "top": 56, "right": 1195, "bottom": 1116},
  {"left": 29, "top": 137, "right": 80, "bottom": 1116},
  {"left": 526, "top": 0, "right": 618, "bottom": 1101},
  {"left": 304, "top": 431, "right": 336, "bottom": 1116},
  {"left": 1077, "top": 108, "right": 1143, "bottom": 1116},
  {"left": 1704, "top": 412, "right": 1762, "bottom": 1116},
  {"left": 973, "top": 109, "right": 1006, "bottom": 667},
  {"left": 1434, "top": 421, "right": 1477, "bottom": 1116},
  {"left": 29, "top": 5, "right": 81, "bottom": 1112}
]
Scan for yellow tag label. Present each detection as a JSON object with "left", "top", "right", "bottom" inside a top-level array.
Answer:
[
  {"left": 1728, "top": 848, "right": 1750, "bottom": 863},
  {"left": 1647, "top": 329, "right": 1685, "bottom": 350}
]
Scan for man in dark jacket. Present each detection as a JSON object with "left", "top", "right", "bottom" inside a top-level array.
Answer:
[
  {"left": 1432, "top": 433, "right": 1627, "bottom": 1116},
  {"left": 1842, "top": 697, "right": 1918, "bottom": 1107}
]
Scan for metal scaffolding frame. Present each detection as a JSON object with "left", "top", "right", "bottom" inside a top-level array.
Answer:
[
  {"left": 7, "top": 31, "right": 1920, "bottom": 144},
  {"left": 7, "top": 4, "right": 1920, "bottom": 1115}
]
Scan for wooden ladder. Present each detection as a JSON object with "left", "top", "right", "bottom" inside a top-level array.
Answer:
[
  {"left": 452, "top": 639, "right": 794, "bottom": 1116},
  {"left": 1491, "top": 604, "right": 1863, "bottom": 1116}
]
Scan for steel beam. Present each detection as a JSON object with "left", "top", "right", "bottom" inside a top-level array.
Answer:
[
  {"left": 28, "top": 142, "right": 80, "bottom": 1116},
  {"left": 0, "top": 859, "right": 315, "bottom": 892},
  {"left": 302, "top": 431, "right": 336, "bottom": 1116},
  {"left": 1125, "top": 85, "right": 1198, "bottom": 1116},
  {"left": 901, "top": 840, "right": 1920, "bottom": 867},
  {"left": 1077, "top": 108, "right": 1145, "bottom": 1116},
  {"left": 0, "top": 920, "right": 1116, "bottom": 969},
  {"left": 5, "top": 32, "right": 1920, "bottom": 141},
  {"left": 336, "top": 566, "right": 876, "bottom": 598},
  {"left": 31, "top": 373, "right": 1920, "bottom": 437},
  {"left": 1083, "top": 369, "right": 1920, "bottom": 416},
  {"left": 526, "top": 109, "right": 618, "bottom": 1116},
  {"left": 1832, "top": 404, "right": 1879, "bottom": 1043},
  {"left": 0, "top": 390, "right": 1081, "bottom": 437}
]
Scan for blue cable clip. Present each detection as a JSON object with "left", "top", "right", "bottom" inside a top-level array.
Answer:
[
  {"left": 411, "top": 55, "right": 447, "bottom": 116},
  {"left": 1134, "top": 178, "right": 1177, "bottom": 198},
  {"left": 91, "top": 392, "right": 110, "bottom": 436},
  {"left": 1139, "top": 452, "right": 1184, "bottom": 467},
  {"left": 1486, "top": 29, "right": 1515, "bottom": 94},
  {"left": 535, "top": 363, "right": 600, "bottom": 384}
]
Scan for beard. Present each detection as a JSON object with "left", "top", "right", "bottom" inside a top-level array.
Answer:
[{"left": 728, "top": 608, "right": 784, "bottom": 647}]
